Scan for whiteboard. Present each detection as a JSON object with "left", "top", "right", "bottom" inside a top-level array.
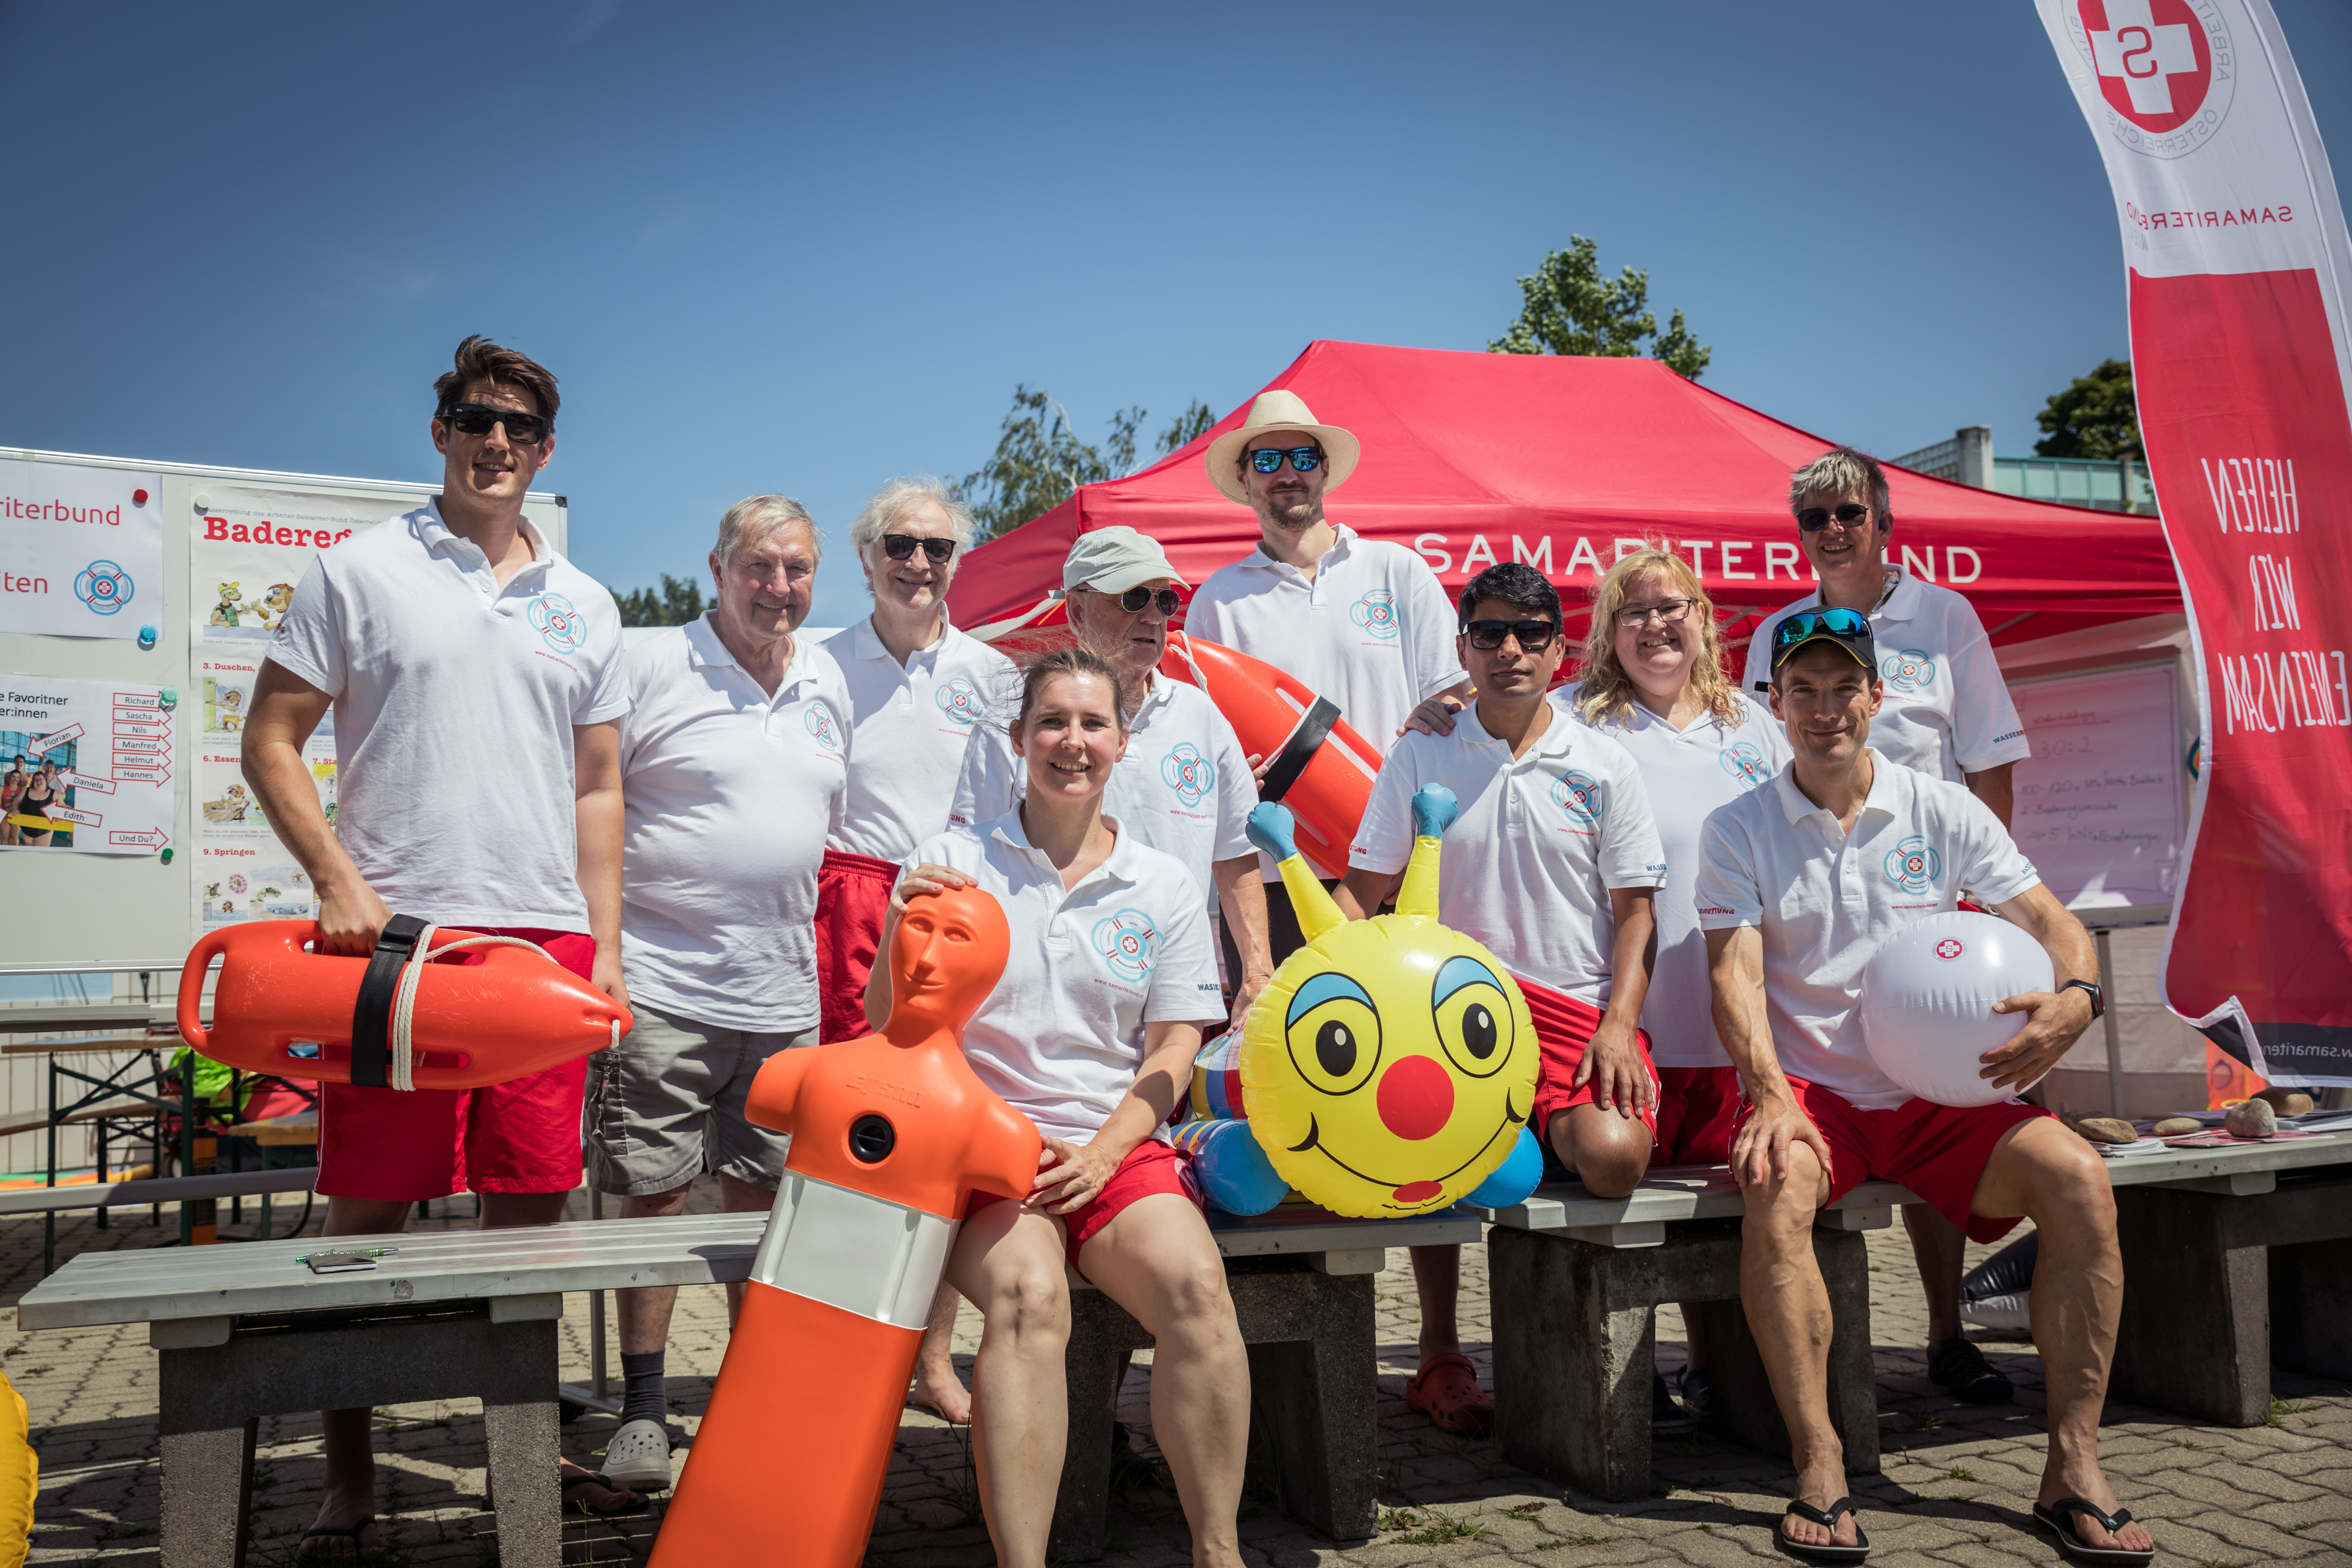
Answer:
[
  {"left": 2007, "top": 662, "right": 2185, "bottom": 909},
  {"left": 0, "top": 448, "right": 563, "bottom": 974}
]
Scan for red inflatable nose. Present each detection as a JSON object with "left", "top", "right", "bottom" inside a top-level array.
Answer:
[{"left": 1377, "top": 1055, "right": 1452, "bottom": 1141}]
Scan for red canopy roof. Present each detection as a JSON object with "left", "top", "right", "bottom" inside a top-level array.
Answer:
[{"left": 946, "top": 340, "right": 2181, "bottom": 651}]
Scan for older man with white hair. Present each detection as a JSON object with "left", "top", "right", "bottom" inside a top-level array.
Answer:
[{"left": 590, "top": 494, "right": 850, "bottom": 1490}]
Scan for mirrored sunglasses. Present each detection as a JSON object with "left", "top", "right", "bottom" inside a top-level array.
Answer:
[{"left": 1248, "top": 446, "right": 1324, "bottom": 474}]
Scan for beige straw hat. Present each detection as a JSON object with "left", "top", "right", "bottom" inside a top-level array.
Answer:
[{"left": 1203, "top": 390, "right": 1361, "bottom": 505}]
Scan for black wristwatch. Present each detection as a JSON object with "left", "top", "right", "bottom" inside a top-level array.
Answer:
[{"left": 2059, "top": 979, "right": 2104, "bottom": 1020}]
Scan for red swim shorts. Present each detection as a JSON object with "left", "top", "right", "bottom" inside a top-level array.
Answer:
[
  {"left": 970, "top": 1138, "right": 1203, "bottom": 1279},
  {"left": 316, "top": 927, "right": 596, "bottom": 1202},
  {"left": 1655, "top": 1065, "right": 1743, "bottom": 1167},
  {"left": 814, "top": 849, "right": 898, "bottom": 1044},
  {"left": 1524, "top": 975, "right": 1661, "bottom": 1142},
  {"left": 1742, "top": 1075, "right": 2052, "bottom": 1243}
]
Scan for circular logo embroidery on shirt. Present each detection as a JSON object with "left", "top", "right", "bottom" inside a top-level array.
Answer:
[
  {"left": 804, "top": 705, "right": 843, "bottom": 754},
  {"left": 1935, "top": 938, "right": 1966, "bottom": 961},
  {"left": 1550, "top": 770, "right": 1604, "bottom": 824},
  {"left": 934, "top": 677, "right": 984, "bottom": 727},
  {"left": 1884, "top": 835, "right": 1945, "bottom": 894},
  {"left": 1348, "top": 589, "right": 1401, "bottom": 641},
  {"left": 527, "top": 592, "right": 589, "bottom": 654},
  {"left": 1091, "top": 908, "right": 1159, "bottom": 982},
  {"left": 1161, "top": 741, "right": 1215, "bottom": 806},
  {"left": 1719, "top": 741, "right": 1771, "bottom": 791},
  {"left": 1879, "top": 648, "right": 1937, "bottom": 695},
  {"left": 75, "top": 560, "right": 134, "bottom": 615}
]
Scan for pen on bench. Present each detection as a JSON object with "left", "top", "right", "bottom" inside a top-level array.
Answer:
[{"left": 295, "top": 1248, "right": 400, "bottom": 1262}]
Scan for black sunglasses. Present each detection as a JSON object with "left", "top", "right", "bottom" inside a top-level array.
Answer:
[
  {"left": 1106, "top": 586, "right": 1181, "bottom": 618},
  {"left": 437, "top": 402, "right": 552, "bottom": 444},
  {"left": 1247, "top": 445, "right": 1324, "bottom": 474},
  {"left": 1796, "top": 502, "right": 1874, "bottom": 532},
  {"left": 1771, "top": 607, "right": 1872, "bottom": 650},
  {"left": 1462, "top": 618, "right": 1559, "bottom": 653},
  {"left": 881, "top": 533, "right": 956, "bottom": 564}
]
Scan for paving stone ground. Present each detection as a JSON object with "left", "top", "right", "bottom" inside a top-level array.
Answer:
[{"left": 8, "top": 1180, "right": 2348, "bottom": 1566}]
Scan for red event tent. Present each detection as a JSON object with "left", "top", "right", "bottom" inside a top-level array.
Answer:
[{"left": 946, "top": 340, "right": 2183, "bottom": 653}]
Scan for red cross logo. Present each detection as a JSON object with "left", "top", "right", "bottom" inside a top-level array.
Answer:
[
  {"left": 1935, "top": 938, "right": 1965, "bottom": 961},
  {"left": 2083, "top": 0, "right": 2209, "bottom": 132}
]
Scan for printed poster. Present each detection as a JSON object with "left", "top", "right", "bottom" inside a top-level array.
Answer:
[
  {"left": 1, "top": 675, "right": 175, "bottom": 854},
  {"left": 0, "top": 458, "right": 163, "bottom": 640},
  {"left": 187, "top": 484, "right": 390, "bottom": 926}
]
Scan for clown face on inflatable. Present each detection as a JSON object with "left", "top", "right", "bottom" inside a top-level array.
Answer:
[{"left": 1237, "top": 788, "right": 1543, "bottom": 1218}]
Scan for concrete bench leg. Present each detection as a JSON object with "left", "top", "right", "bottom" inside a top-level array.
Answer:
[
  {"left": 2270, "top": 1238, "right": 2352, "bottom": 1383},
  {"left": 1491, "top": 1221, "right": 1878, "bottom": 1503},
  {"left": 1050, "top": 1289, "right": 1145, "bottom": 1562},
  {"left": 2112, "top": 1187, "right": 2269, "bottom": 1426},
  {"left": 157, "top": 1414, "right": 256, "bottom": 1568}
]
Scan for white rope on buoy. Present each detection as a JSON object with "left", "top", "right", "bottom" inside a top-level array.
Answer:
[{"left": 385, "top": 925, "right": 619, "bottom": 1091}]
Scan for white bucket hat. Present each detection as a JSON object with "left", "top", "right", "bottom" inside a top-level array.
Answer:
[
  {"left": 1063, "top": 525, "right": 1188, "bottom": 595},
  {"left": 1203, "top": 390, "right": 1361, "bottom": 505}
]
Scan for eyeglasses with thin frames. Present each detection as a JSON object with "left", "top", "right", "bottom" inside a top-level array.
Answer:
[
  {"left": 1103, "top": 585, "right": 1181, "bottom": 618},
  {"left": 1615, "top": 598, "right": 1695, "bottom": 628}
]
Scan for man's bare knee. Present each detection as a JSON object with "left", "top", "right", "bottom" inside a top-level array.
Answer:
[
  {"left": 619, "top": 1183, "right": 693, "bottom": 1220},
  {"left": 1741, "top": 1147, "right": 1826, "bottom": 1246}
]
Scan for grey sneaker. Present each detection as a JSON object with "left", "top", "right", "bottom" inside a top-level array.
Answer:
[{"left": 602, "top": 1417, "right": 674, "bottom": 1492}]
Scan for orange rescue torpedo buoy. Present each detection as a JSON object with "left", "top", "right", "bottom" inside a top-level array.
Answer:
[
  {"left": 650, "top": 883, "right": 1041, "bottom": 1568},
  {"left": 177, "top": 918, "right": 629, "bottom": 1090},
  {"left": 1160, "top": 631, "right": 1385, "bottom": 880}
]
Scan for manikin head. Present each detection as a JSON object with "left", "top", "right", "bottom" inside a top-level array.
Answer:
[{"left": 886, "top": 882, "right": 1011, "bottom": 1034}]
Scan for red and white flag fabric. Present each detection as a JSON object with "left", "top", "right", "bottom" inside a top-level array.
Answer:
[{"left": 2037, "top": 0, "right": 2352, "bottom": 1085}]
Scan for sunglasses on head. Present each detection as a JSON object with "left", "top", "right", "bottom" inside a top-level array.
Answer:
[
  {"left": 1796, "top": 502, "right": 1874, "bottom": 532},
  {"left": 1771, "top": 607, "right": 1872, "bottom": 651},
  {"left": 1102, "top": 585, "right": 1181, "bottom": 618},
  {"left": 1462, "top": 618, "right": 1559, "bottom": 653},
  {"left": 1247, "top": 445, "right": 1324, "bottom": 474},
  {"left": 437, "top": 402, "right": 552, "bottom": 444},
  {"left": 880, "top": 533, "right": 956, "bottom": 564}
]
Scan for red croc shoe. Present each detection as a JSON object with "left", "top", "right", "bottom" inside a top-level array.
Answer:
[{"left": 1405, "top": 1352, "right": 1494, "bottom": 1435}]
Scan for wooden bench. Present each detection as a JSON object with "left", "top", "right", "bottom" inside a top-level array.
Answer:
[{"left": 1476, "top": 1167, "right": 1913, "bottom": 1502}]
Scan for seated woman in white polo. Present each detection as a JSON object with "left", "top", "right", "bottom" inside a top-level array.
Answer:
[{"left": 867, "top": 646, "right": 1248, "bottom": 1568}]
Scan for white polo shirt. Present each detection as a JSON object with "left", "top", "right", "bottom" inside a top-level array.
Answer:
[
  {"left": 266, "top": 502, "right": 626, "bottom": 930},
  {"left": 1742, "top": 567, "right": 2032, "bottom": 783},
  {"left": 1693, "top": 751, "right": 2043, "bottom": 1110},
  {"left": 825, "top": 611, "right": 1016, "bottom": 862},
  {"left": 617, "top": 616, "right": 850, "bottom": 1032},
  {"left": 1187, "top": 526, "right": 1467, "bottom": 878},
  {"left": 948, "top": 673, "right": 1255, "bottom": 908},
  {"left": 1349, "top": 704, "right": 1665, "bottom": 1007},
  {"left": 1568, "top": 691, "right": 1794, "bottom": 1068},
  {"left": 906, "top": 812, "right": 1224, "bottom": 1143}
]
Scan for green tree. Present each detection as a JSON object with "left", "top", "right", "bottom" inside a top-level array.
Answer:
[
  {"left": 1488, "top": 235, "right": 1711, "bottom": 380},
  {"left": 2033, "top": 358, "right": 2143, "bottom": 460},
  {"left": 960, "top": 387, "right": 1217, "bottom": 541},
  {"left": 614, "top": 572, "right": 706, "bottom": 627}
]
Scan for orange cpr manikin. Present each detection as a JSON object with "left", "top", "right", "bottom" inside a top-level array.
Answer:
[{"left": 651, "top": 885, "right": 1041, "bottom": 1567}]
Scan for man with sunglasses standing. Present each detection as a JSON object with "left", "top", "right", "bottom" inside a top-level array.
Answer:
[
  {"left": 1187, "top": 392, "right": 1485, "bottom": 1432},
  {"left": 1699, "top": 613, "right": 2145, "bottom": 1564},
  {"left": 243, "top": 336, "right": 639, "bottom": 1556},
  {"left": 1742, "top": 449, "right": 2036, "bottom": 1410},
  {"left": 820, "top": 477, "right": 1014, "bottom": 1426}
]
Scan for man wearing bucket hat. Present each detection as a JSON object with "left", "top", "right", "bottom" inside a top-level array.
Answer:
[
  {"left": 1695, "top": 611, "right": 2146, "bottom": 1564},
  {"left": 1186, "top": 394, "right": 1485, "bottom": 1432}
]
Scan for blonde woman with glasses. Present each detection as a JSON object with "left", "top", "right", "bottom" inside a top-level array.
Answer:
[{"left": 1562, "top": 546, "right": 1790, "bottom": 1430}]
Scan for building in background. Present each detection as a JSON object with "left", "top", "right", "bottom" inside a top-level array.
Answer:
[{"left": 1893, "top": 425, "right": 2155, "bottom": 514}]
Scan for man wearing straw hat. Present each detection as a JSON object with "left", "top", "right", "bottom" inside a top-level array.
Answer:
[{"left": 1185, "top": 392, "right": 1489, "bottom": 1432}]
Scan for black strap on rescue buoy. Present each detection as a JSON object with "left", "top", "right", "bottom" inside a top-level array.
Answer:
[
  {"left": 350, "top": 914, "right": 431, "bottom": 1089},
  {"left": 1258, "top": 696, "right": 1341, "bottom": 805}
]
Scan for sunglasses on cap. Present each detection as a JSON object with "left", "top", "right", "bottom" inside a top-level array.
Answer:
[
  {"left": 881, "top": 533, "right": 956, "bottom": 564},
  {"left": 437, "top": 402, "right": 552, "bottom": 445},
  {"left": 1247, "top": 446, "right": 1324, "bottom": 474},
  {"left": 1462, "top": 618, "right": 1559, "bottom": 653},
  {"left": 1796, "top": 502, "right": 1875, "bottom": 532},
  {"left": 1770, "top": 606, "right": 1874, "bottom": 666},
  {"left": 1098, "top": 585, "right": 1181, "bottom": 618}
]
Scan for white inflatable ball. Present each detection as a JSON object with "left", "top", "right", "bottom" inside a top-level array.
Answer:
[{"left": 1857, "top": 912, "right": 2056, "bottom": 1107}]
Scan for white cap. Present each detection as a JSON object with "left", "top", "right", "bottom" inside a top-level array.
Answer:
[{"left": 1062, "top": 526, "right": 1188, "bottom": 595}]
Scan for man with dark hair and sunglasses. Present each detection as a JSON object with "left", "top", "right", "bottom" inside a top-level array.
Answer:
[
  {"left": 1339, "top": 564, "right": 1665, "bottom": 1434},
  {"left": 244, "top": 335, "right": 639, "bottom": 1553},
  {"left": 1187, "top": 390, "right": 1477, "bottom": 1427},
  {"left": 1697, "top": 613, "right": 2146, "bottom": 1564},
  {"left": 1741, "top": 447, "right": 2037, "bottom": 1409}
]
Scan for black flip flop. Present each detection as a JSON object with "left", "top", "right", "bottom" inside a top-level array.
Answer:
[
  {"left": 2034, "top": 1497, "right": 2154, "bottom": 1565},
  {"left": 297, "top": 1514, "right": 383, "bottom": 1562},
  {"left": 1775, "top": 1496, "right": 1870, "bottom": 1562}
]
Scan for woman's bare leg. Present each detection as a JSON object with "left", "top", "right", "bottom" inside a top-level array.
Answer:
[{"left": 944, "top": 1202, "right": 1072, "bottom": 1568}]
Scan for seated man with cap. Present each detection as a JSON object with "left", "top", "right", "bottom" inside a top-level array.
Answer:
[{"left": 1696, "top": 609, "right": 2150, "bottom": 1565}]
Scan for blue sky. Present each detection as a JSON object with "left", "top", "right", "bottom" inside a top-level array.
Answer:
[{"left": 2, "top": 2, "right": 2346, "bottom": 630}]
